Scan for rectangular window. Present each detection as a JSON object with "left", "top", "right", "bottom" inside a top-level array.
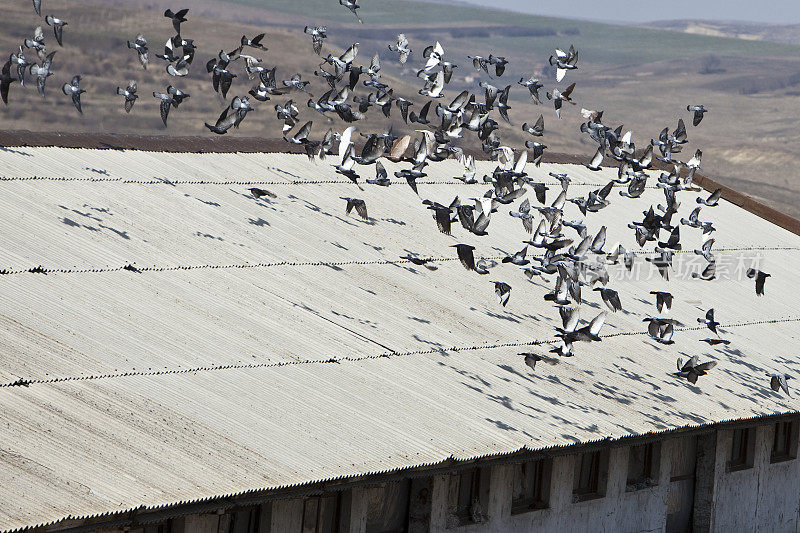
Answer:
[
  {"left": 771, "top": 421, "right": 798, "bottom": 463},
  {"left": 627, "top": 442, "right": 660, "bottom": 490},
  {"left": 511, "top": 458, "right": 552, "bottom": 514},
  {"left": 573, "top": 450, "right": 608, "bottom": 501},
  {"left": 447, "top": 468, "right": 489, "bottom": 526},
  {"left": 302, "top": 494, "right": 342, "bottom": 533},
  {"left": 729, "top": 428, "right": 755, "bottom": 471},
  {"left": 365, "top": 480, "right": 410, "bottom": 533}
]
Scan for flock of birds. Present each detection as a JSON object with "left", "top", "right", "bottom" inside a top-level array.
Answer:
[{"left": 0, "top": 0, "right": 789, "bottom": 397}]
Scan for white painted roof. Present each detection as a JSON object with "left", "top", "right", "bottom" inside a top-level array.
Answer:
[{"left": 0, "top": 147, "right": 798, "bottom": 531}]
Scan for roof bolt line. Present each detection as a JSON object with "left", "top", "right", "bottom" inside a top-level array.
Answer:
[
  {"left": 2, "top": 317, "right": 797, "bottom": 390},
  {"left": 0, "top": 248, "right": 792, "bottom": 277},
  {"left": 0, "top": 175, "right": 612, "bottom": 187}
]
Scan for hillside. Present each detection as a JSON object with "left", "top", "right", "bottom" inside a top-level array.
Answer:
[{"left": 3, "top": 0, "right": 800, "bottom": 218}]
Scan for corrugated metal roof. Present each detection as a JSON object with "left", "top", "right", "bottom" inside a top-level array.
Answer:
[{"left": 0, "top": 147, "right": 799, "bottom": 531}]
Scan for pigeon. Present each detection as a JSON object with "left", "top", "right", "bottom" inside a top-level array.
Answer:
[
  {"left": 61, "top": 75, "right": 85, "bottom": 114},
  {"left": 496, "top": 85, "right": 512, "bottom": 123},
  {"left": 694, "top": 238, "right": 715, "bottom": 262},
  {"left": 167, "top": 85, "right": 189, "bottom": 106},
  {"left": 502, "top": 245, "right": 529, "bottom": 266},
  {"left": 152, "top": 90, "right": 177, "bottom": 127},
  {"left": 401, "top": 254, "right": 438, "bottom": 270},
  {"left": 687, "top": 104, "right": 708, "bottom": 126},
  {"left": 339, "top": 0, "right": 363, "bottom": 23},
  {"left": 584, "top": 147, "right": 603, "bottom": 171},
  {"left": 248, "top": 187, "right": 276, "bottom": 200},
  {"left": 522, "top": 353, "right": 542, "bottom": 372},
  {"left": 282, "top": 74, "right": 312, "bottom": 94},
  {"left": 558, "top": 310, "right": 607, "bottom": 344},
  {"left": 0, "top": 60, "right": 15, "bottom": 105},
  {"left": 164, "top": 8, "right": 189, "bottom": 34},
  {"left": 388, "top": 34, "right": 411, "bottom": 64},
  {"left": 647, "top": 319, "right": 674, "bottom": 344},
  {"left": 746, "top": 268, "right": 770, "bottom": 296},
  {"left": 28, "top": 50, "right": 55, "bottom": 98},
  {"left": 127, "top": 34, "right": 149, "bottom": 69},
  {"left": 409, "top": 100, "right": 432, "bottom": 124},
  {"left": 452, "top": 244, "right": 477, "bottom": 271},
  {"left": 675, "top": 356, "right": 717, "bottom": 384},
  {"left": 204, "top": 106, "right": 238, "bottom": 135},
  {"left": 649, "top": 291, "right": 673, "bottom": 313},
  {"left": 10, "top": 47, "right": 32, "bottom": 85},
  {"left": 691, "top": 261, "right": 716, "bottom": 281},
  {"left": 697, "top": 188, "right": 722, "bottom": 207},
  {"left": 698, "top": 308, "right": 719, "bottom": 335},
  {"left": 768, "top": 373, "right": 792, "bottom": 396},
  {"left": 241, "top": 33, "right": 267, "bottom": 51},
  {"left": 492, "top": 281, "right": 511, "bottom": 307},
  {"left": 518, "top": 76, "right": 544, "bottom": 104},
  {"left": 304, "top": 26, "right": 328, "bottom": 55},
  {"left": 341, "top": 197, "right": 368, "bottom": 220},
  {"left": 489, "top": 55, "right": 508, "bottom": 77},
  {"left": 546, "top": 82, "right": 576, "bottom": 118},
  {"left": 32, "top": 0, "right": 42, "bottom": 16},
  {"left": 522, "top": 115, "right": 544, "bottom": 137},
  {"left": 594, "top": 287, "right": 622, "bottom": 312},
  {"left": 549, "top": 44, "right": 578, "bottom": 82},
  {"left": 45, "top": 15, "right": 67, "bottom": 46},
  {"left": 25, "top": 26, "right": 47, "bottom": 61},
  {"left": 366, "top": 161, "right": 390, "bottom": 186}
]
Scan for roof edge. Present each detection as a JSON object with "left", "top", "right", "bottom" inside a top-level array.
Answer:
[{"left": 6, "top": 409, "right": 799, "bottom": 533}]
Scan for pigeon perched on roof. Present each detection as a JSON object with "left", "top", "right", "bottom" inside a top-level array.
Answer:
[
  {"left": 45, "top": 15, "right": 67, "bottom": 46},
  {"left": 61, "top": 75, "right": 85, "bottom": 114}
]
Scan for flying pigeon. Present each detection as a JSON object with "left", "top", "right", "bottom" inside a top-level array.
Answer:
[
  {"left": 61, "top": 75, "right": 85, "bottom": 113},
  {"left": 746, "top": 268, "right": 770, "bottom": 296},
  {"left": 116, "top": 80, "right": 138, "bottom": 113},
  {"left": 45, "top": 15, "right": 67, "bottom": 46}
]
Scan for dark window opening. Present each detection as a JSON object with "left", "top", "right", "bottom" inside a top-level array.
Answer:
[
  {"left": 511, "top": 459, "right": 551, "bottom": 514},
  {"left": 144, "top": 521, "right": 173, "bottom": 533},
  {"left": 365, "top": 480, "right": 411, "bottom": 533},
  {"left": 771, "top": 421, "right": 798, "bottom": 463},
  {"left": 573, "top": 450, "right": 608, "bottom": 502},
  {"left": 627, "top": 442, "right": 660, "bottom": 491},
  {"left": 670, "top": 436, "right": 697, "bottom": 482},
  {"left": 302, "top": 493, "right": 343, "bottom": 533},
  {"left": 447, "top": 468, "right": 489, "bottom": 527},
  {"left": 729, "top": 427, "right": 755, "bottom": 471}
]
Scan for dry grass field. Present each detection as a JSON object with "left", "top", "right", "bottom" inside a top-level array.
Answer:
[{"left": 3, "top": 0, "right": 800, "bottom": 218}]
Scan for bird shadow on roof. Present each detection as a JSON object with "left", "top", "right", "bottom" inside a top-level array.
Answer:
[
  {"left": 486, "top": 418, "right": 517, "bottom": 432},
  {"left": 484, "top": 310, "right": 522, "bottom": 324},
  {"left": 0, "top": 146, "right": 32, "bottom": 156},
  {"left": 84, "top": 167, "right": 110, "bottom": 176},
  {"left": 248, "top": 217, "right": 270, "bottom": 227},
  {"left": 58, "top": 204, "right": 130, "bottom": 240},
  {"left": 380, "top": 218, "right": 407, "bottom": 226}
]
